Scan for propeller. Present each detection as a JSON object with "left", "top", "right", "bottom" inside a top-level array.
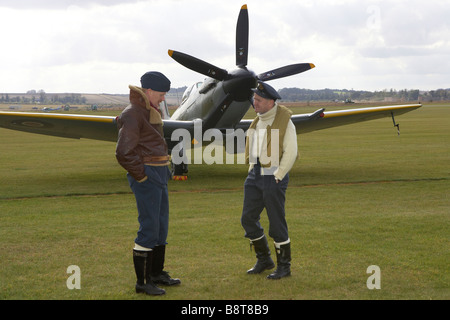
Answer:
[
  {"left": 235, "top": 4, "right": 249, "bottom": 67},
  {"left": 167, "top": 4, "right": 250, "bottom": 80},
  {"left": 202, "top": 93, "right": 234, "bottom": 130},
  {"left": 168, "top": 4, "right": 315, "bottom": 112},
  {"left": 168, "top": 50, "right": 228, "bottom": 81},
  {"left": 257, "top": 63, "right": 315, "bottom": 81}
]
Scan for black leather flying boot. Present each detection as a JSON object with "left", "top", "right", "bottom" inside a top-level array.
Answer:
[
  {"left": 267, "top": 242, "right": 291, "bottom": 279},
  {"left": 150, "top": 245, "right": 181, "bottom": 286},
  {"left": 247, "top": 235, "right": 275, "bottom": 274},
  {"left": 133, "top": 250, "right": 165, "bottom": 295}
]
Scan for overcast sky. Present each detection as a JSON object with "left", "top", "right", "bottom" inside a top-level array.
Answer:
[{"left": 0, "top": 0, "right": 448, "bottom": 93}]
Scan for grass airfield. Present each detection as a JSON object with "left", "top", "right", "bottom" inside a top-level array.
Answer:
[{"left": 0, "top": 103, "right": 448, "bottom": 300}]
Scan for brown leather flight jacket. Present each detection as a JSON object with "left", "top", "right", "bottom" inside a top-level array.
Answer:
[{"left": 115, "top": 85, "right": 169, "bottom": 181}]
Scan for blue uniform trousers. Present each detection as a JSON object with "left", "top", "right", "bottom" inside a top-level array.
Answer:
[
  {"left": 127, "top": 165, "right": 171, "bottom": 249},
  {"left": 241, "top": 164, "right": 289, "bottom": 243}
]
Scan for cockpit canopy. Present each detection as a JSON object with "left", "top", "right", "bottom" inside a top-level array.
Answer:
[{"left": 181, "top": 82, "right": 203, "bottom": 105}]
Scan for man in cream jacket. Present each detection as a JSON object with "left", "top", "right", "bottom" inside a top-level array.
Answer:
[{"left": 241, "top": 81, "right": 298, "bottom": 279}]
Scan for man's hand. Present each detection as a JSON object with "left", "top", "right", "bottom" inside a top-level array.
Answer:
[{"left": 138, "top": 176, "right": 148, "bottom": 183}]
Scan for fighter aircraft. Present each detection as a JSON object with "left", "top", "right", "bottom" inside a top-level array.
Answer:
[{"left": 0, "top": 5, "right": 421, "bottom": 176}]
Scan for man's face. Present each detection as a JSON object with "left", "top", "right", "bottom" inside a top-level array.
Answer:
[
  {"left": 253, "top": 94, "right": 275, "bottom": 114},
  {"left": 145, "top": 89, "right": 166, "bottom": 108}
]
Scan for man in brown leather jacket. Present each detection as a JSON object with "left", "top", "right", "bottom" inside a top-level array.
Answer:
[{"left": 116, "top": 71, "right": 180, "bottom": 296}]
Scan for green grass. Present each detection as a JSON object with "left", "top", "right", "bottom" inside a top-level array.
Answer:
[{"left": 0, "top": 103, "right": 449, "bottom": 300}]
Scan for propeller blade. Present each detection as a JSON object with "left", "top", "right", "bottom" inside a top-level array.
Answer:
[
  {"left": 235, "top": 4, "right": 249, "bottom": 67},
  {"left": 168, "top": 50, "right": 228, "bottom": 81},
  {"left": 202, "top": 93, "right": 234, "bottom": 130},
  {"left": 257, "top": 63, "right": 315, "bottom": 81}
]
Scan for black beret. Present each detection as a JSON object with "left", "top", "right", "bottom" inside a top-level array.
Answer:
[
  {"left": 251, "top": 81, "right": 281, "bottom": 100},
  {"left": 140, "top": 71, "right": 171, "bottom": 92}
]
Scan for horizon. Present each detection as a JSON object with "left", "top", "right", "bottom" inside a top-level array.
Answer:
[{"left": 1, "top": 87, "right": 449, "bottom": 96}]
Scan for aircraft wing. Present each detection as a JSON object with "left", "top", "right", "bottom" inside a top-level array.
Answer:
[
  {"left": 0, "top": 111, "right": 199, "bottom": 144},
  {"left": 0, "top": 104, "right": 421, "bottom": 144},
  {"left": 0, "top": 111, "right": 119, "bottom": 141},
  {"left": 235, "top": 104, "right": 422, "bottom": 133},
  {"left": 296, "top": 104, "right": 422, "bottom": 133}
]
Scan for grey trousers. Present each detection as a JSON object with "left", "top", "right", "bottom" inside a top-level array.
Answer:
[{"left": 241, "top": 165, "right": 289, "bottom": 243}]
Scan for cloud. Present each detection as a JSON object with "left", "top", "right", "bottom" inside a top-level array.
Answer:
[
  {"left": 0, "top": 0, "right": 143, "bottom": 9},
  {"left": 0, "top": 0, "right": 448, "bottom": 93}
]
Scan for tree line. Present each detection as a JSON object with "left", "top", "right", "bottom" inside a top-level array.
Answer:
[
  {"left": 277, "top": 88, "right": 449, "bottom": 102},
  {"left": 1, "top": 91, "right": 87, "bottom": 105},
  {"left": 2, "top": 87, "right": 448, "bottom": 105}
]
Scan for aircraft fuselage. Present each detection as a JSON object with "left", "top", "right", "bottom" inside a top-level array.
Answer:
[{"left": 170, "top": 66, "right": 257, "bottom": 130}]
